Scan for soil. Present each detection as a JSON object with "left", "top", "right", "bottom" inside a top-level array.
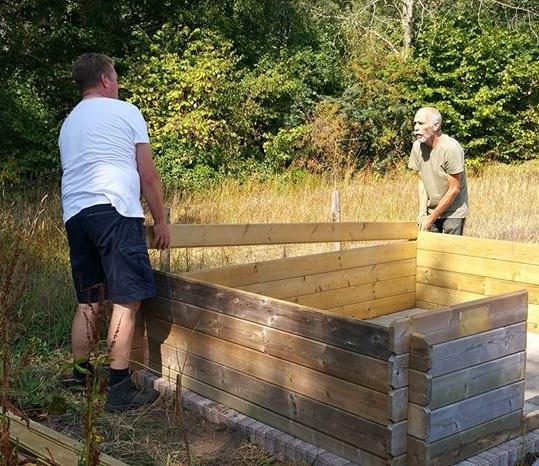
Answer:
[{"left": 38, "top": 392, "right": 303, "bottom": 466}]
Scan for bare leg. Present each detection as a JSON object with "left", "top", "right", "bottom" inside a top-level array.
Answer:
[
  {"left": 71, "top": 302, "right": 102, "bottom": 361},
  {"left": 107, "top": 301, "right": 140, "bottom": 369}
]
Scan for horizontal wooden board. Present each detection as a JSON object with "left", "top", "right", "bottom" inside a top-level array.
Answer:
[
  {"left": 185, "top": 241, "right": 416, "bottom": 288},
  {"left": 410, "top": 322, "right": 527, "bottom": 376},
  {"left": 289, "top": 276, "right": 415, "bottom": 310},
  {"left": 325, "top": 293, "right": 416, "bottom": 320},
  {"left": 416, "top": 267, "right": 539, "bottom": 304},
  {"left": 409, "top": 351, "right": 526, "bottom": 408},
  {"left": 391, "top": 291, "right": 528, "bottom": 354},
  {"left": 145, "top": 318, "right": 407, "bottom": 423},
  {"left": 146, "top": 222, "right": 418, "bottom": 248},
  {"left": 145, "top": 371, "right": 395, "bottom": 466},
  {"left": 145, "top": 340, "right": 406, "bottom": 458},
  {"left": 7, "top": 411, "right": 126, "bottom": 466},
  {"left": 142, "top": 296, "right": 406, "bottom": 391},
  {"left": 407, "top": 410, "right": 522, "bottom": 466},
  {"left": 154, "top": 271, "right": 392, "bottom": 359},
  {"left": 241, "top": 259, "right": 416, "bottom": 300},
  {"left": 416, "top": 249, "right": 539, "bottom": 286},
  {"left": 408, "top": 381, "right": 524, "bottom": 441},
  {"left": 417, "top": 231, "right": 539, "bottom": 265}
]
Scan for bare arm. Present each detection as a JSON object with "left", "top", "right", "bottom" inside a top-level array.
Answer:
[
  {"left": 136, "top": 143, "right": 170, "bottom": 250},
  {"left": 421, "top": 172, "right": 462, "bottom": 231},
  {"left": 417, "top": 175, "right": 428, "bottom": 222}
]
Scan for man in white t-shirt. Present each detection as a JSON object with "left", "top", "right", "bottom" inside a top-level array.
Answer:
[{"left": 59, "top": 53, "right": 170, "bottom": 412}]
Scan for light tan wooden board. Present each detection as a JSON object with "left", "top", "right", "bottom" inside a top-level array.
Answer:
[
  {"left": 241, "top": 259, "right": 416, "bottom": 300},
  {"left": 409, "top": 351, "right": 526, "bottom": 408},
  {"left": 408, "top": 380, "right": 524, "bottom": 441},
  {"left": 146, "top": 373, "right": 396, "bottom": 466},
  {"left": 407, "top": 410, "right": 522, "bottom": 466},
  {"left": 417, "top": 267, "right": 539, "bottom": 304},
  {"left": 391, "top": 291, "right": 528, "bottom": 355},
  {"left": 142, "top": 296, "right": 408, "bottom": 391},
  {"left": 185, "top": 241, "right": 416, "bottom": 288},
  {"left": 410, "top": 322, "right": 527, "bottom": 376},
  {"left": 144, "top": 341, "right": 407, "bottom": 458},
  {"left": 6, "top": 411, "right": 125, "bottom": 466},
  {"left": 365, "top": 307, "right": 433, "bottom": 329},
  {"left": 417, "top": 231, "right": 539, "bottom": 266},
  {"left": 416, "top": 249, "right": 539, "bottom": 286},
  {"left": 145, "top": 317, "right": 407, "bottom": 423},
  {"left": 325, "top": 293, "right": 416, "bottom": 320},
  {"left": 153, "top": 271, "right": 393, "bottom": 359},
  {"left": 146, "top": 222, "right": 418, "bottom": 249},
  {"left": 288, "top": 276, "right": 415, "bottom": 310}
]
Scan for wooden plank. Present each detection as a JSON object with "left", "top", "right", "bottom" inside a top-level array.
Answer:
[
  {"left": 153, "top": 271, "right": 392, "bottom": 359},
  {"left": 410, "top": 322, "right": 527, "bottom": 376},
  {"left": 409, "top": 351, "right": 526, "bottom": 408},
  {"left": 366, "top": 307, "right": 433, "bottom": 329},
  {"left": 407, "top": 410, "right": 522, "bottom": 466},
  {"left": 143, "top": 296, "right": 405, "bottom": 391},
  {"left": 416, "top": 249, "right": 539, "bottom": 286},
  {"left": 145, "top": 317, "right": 407, "bottom": 423},
  {"left": 185, "top": 241, "right": 416, "bottom": 288},
  {"left": 145, "top": 340, "right": 406, "bottom": 458},
  {"left": 146, "top": 222, "right": 418, "bottom": 248},
  {"left": 417, "top": 230, "right": 539, "bottom": 265},
  {"left": 241, "top": 259, "right": 416, "bottom": 300},
  {"left": 417, "top": 267, "right": 539, "bottom": 304},
  {"left": 145, "top": 371, "right": 393, "bottom": 466},
  {"left": 525, "top": 409, "right": 539, "bottom": 431},
  {"left": 7, "top": 411, "right": 126, "bottom": 466},
  {"left": 290, "top": 276, "right": 416, "bottom": 310},
  {"left": 391, "top": 291, "right": 528, "bottom": 354},
  {"left": 408, "top": 381, "right": 524, "bottom": 441},
  {"left": 325, "top": 293, "right": 416, "bottom": 320}
]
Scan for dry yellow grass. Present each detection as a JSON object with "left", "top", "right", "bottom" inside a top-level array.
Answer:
[{"left": 151, "top": 160, "right": 539, "bottom": 272}]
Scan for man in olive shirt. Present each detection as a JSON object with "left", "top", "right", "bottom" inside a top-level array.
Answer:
[{"left": 408, "top": 107, "right": 469, "bottom": 235}]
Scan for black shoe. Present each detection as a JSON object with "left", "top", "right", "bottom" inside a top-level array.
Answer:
[
  {"left": 104, "top": 375, "right": 159, "bottom": 413},
  {"left": 60, "top": 365, "right": 94, "bottom": 390}
]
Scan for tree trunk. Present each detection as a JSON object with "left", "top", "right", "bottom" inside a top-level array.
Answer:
[{"left": 401, "top": 0, "right": 414, "bottom": 53}]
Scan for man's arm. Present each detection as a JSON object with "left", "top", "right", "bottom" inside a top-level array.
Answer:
[
  {"left": 136, "top": 143, "right": 170, "bottom": 250},
  {"left": 421, "top": 172, "right": 462, "bottom": 231},
  {"left": 417, "top": 174, "right": 428, "bottom": 227}
]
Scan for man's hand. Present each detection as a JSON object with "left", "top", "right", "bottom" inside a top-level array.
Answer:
[
  {"left": 153, "top": 223, "right": 170, "bottom": 250},
  {"left": 420, "top": 214, "right": 435, "bottom": 231}
]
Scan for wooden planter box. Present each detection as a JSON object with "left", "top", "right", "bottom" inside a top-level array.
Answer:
[{"left": 134, "top": 224, "right": 539, "bottom": 465}]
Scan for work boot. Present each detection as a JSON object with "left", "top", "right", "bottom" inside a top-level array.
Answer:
[{"left": 104, "top": 375, "right": 159, "bottom": 413}]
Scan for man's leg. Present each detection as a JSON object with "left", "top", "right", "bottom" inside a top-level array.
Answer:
[
  {"left": 72, "top": 302, "right": 102, "bottom": 361},
  {"left": 442, "top": 218, "right": 465, "bottom": 235},
  {"left": 107, "top": 301, "right": 140, "bottom": 370}
]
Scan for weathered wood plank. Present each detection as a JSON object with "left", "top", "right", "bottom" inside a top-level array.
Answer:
[
  {"left": 289, "top": 276, "right": 415, "bottom": 310},
  {"left": 145, "top": 317, "right": 406, "bottom": 423},
  {"left": 417, "top": 230, "right": 539, "bottom": 266},
  {"left": 143, "top": 296, "right": 406, "bottom": 391},
  {"left": 145, "top": 371, "right": 394, "bottom": 466},
  {"left": 407, "top": 410, "right": 522, "bottom": 466},
  {"left": 366, "top": 307, "right": 432, "bottom": 329},
  {"left": 185, "top": 241, "right": 416, "bottom": 288},
  {"left": 410, "top": 322, "right": 527, "bottom": 376},
  {"left": 325, "top": 293, "right": 416, "bottom": 320},
  {"left": 525, "top": 409, "right": 539, "bottom": 431},
  {"left": 154, "top": 271, "right": 392, "bottom": 359},
  {"left": 145, "top": 340, "right": 406, "bottom": 457},
  {"left": 241, "top": 259, "right": 416, "bottom": 300},
  {"left": 146, "top": 222, "right": 418, "bottom": 249},
  {"left": 416, "top": 267, "right": 539, "bottom": 304},
  {"left": 7, "top": 411, "right": 126, "bottom": 466},
  {"left": 391, "top": 291, "right": 528, "bottom": 354},
  {"left": 416, "top": 249, "right": 539, "bottom": 286},
  {"left": 408, "top": 381, "right": 524, "bottom": 441},
  {"left": 409, "top": 351, "right": 526, "bottom": 408}
]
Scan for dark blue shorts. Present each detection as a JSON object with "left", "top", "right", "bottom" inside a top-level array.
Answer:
[{"left": 65, "top": 204, "right": 156, "bottom": 304}]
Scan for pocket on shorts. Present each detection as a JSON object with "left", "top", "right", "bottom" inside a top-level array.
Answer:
[{"left": 119, "top": 243, "right": 154, "bottom": 284}]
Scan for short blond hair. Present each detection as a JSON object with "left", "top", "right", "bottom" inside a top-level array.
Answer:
[{"left": 73, "top": 53, "right": 114, "bottom": 93}]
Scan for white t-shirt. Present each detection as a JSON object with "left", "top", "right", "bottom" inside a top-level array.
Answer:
[{"left": 59, "top": 97, "right": 150, "bottom": 222}]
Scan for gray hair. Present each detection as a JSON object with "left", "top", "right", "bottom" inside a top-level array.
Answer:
[
  {"left": 421, "top": 107, "right": 443, "bottom": 126},
  {"left": 73, "top": 53, "right": 115, "bottom": 93}
]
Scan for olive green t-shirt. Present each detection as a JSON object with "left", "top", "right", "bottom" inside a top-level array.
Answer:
[{"left": 408, "top": 134, "right": 468, "bottom": 218}]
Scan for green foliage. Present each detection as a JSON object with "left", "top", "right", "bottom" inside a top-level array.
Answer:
[{"left": 415, "top": 10, "right": 539, "bottom": 161}]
